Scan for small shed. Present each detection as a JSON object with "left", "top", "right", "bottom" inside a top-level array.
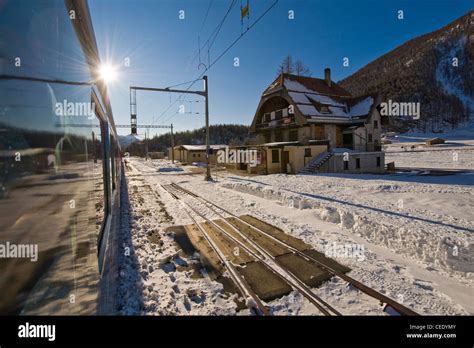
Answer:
[
  {"left": 169, "top": 145, "right": 226, "bottom": 164},
  {"left": 149, "top": 152, "right": 165, "bottom": 159},
  {"left": 425, "top": 137, "right": 445, "bottom": 146}
]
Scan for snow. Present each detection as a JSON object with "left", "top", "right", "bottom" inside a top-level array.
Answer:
[
  {"left": 435, "top": 34, "right": 474, "bottom": 111},
  {"left": 118, "top": 153, "right": 474, "bottom": 315},
  {"left": 220, "top": 174, "right": 473, "bottom": 314},
  {"left": 349, "top": 97, "right": 374, "bottom": 116},
  {"left": 260, "top": 141, "right": 298, "bottom": 147},
  {"left": 295, "top": 104, "right": 320, "bottom": 116},
  {"left": 284, "top": 78, "right": 315, "bottom": 94},
  {"left": 306, "top": 93, "right": 345, "bottom": 107},
  {"left": 287, "top": 91, "right": 312, "bottom": 104},
  {"left": 117, "top": 161, "right": 239, "bottom": 315},
  {"left": 385, "top": 143, "right": 474, "bottom": 170},
  {"left": 118, "top": 134, "right": 142, "bottom": 148},
  {"left": 285, "top": 82, "right": 374, "bottom": 119},
  {"left": 180, "top": 144, "right": 227, "bottom": 151}
]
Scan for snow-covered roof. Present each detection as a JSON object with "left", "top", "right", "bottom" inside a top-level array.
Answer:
[
  {"left": 348, "top": 96, "right": 374, "bottom": 117},
  {"left": 259, "top": 141, "right": 299, "bottom": 147},
  {"left": 179, "top": 144, "right": 227, "bottom": 151},
  {"left": 258, "top": 140, "right": 330, "bottom": 147},
  {"left": 261, "top": 73, "right": 377, "bottom": 123}
]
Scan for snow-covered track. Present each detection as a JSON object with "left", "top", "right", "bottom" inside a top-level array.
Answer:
[
  {"left": 161, "top": 184, "right": 269, "bottom": 316},
  {"left": 163, "top": 184, "right": 342, "bottom": 316},
  {"left": 168, "top": 182, "right": 420, "bottom": 316}
]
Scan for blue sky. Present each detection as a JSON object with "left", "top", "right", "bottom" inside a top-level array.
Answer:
[{"left": 89, "top": 0, "right": 473, "bottom": 136}]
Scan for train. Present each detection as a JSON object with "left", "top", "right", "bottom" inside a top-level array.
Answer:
[{"left": 0, "top": 0, "right": 121, "bottom": 314}]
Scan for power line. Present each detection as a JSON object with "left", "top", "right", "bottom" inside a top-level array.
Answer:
[
  {"left": 187, "top": 0, "right": 237, "bottom": 72},
  {"left": 157, "top": 0, "right": 279, "bottom": 125},
  {"left": 207, "top": 0, "right": 236, "bottom": 53},
  {"left": 149, "top": 78, "right": 201, "bottom": 125},
  {"left": 200, "top": 0, "right": 213, "bottom": 33},
  {"left": 164, "top": 78, "right": 200, "bottom": 89},
  {"left": 204, "top": 0, "right": 279, "bottom": 74}
]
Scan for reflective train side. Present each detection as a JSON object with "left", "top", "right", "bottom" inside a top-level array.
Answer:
[{"left": 0, "top": 0, "right": 120, "bottom": 314}]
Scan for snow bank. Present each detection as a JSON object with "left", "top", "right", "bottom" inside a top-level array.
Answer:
[{"left": 221, "top": 180, "right": 473, "bottom": 277}]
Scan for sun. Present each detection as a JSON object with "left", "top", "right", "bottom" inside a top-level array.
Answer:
[{"left": 98, "top": 63, "right": 117, "bottom": 83}]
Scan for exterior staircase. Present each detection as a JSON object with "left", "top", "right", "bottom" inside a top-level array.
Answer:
[{"left": 299, "top": 151, "right": 333, "bottom": 174}]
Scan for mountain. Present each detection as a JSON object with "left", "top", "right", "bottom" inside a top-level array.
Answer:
[
  {"left": 340, "top": 11, "right": 474, "bottom": 133},
  {"left": 118, "top": 133, "right": 142, "bottom": 148}
]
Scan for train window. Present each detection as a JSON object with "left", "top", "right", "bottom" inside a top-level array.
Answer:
[
  {"left": 0, "top": 0, "right": 103, "bottom": 314},
  {"left": 116, "top": 138, "right": 121, "bottom": 183},
  {"left": 91, "top": 111, "right": 107, "bottom": 246},
  {"left": 110, "top": 133, "right": 116, "bottom": 191}
]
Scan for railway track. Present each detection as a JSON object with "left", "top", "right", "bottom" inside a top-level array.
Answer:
[
  {"left": 161, "top": 182, "right": 419, "bottom": 316},
  {"left": 162, "top": 184, "right": 340, "bottom": 316},
  {"left": 163, "top": 185, "right": 269, "bottom": 315}
]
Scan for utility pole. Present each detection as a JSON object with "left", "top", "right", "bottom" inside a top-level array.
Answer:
[
  {"left": 145, "top": 129, "right": 149, "bottom": 160},
  {"left": 204, "top": 75, "right": 211, "bottom": 181},
  {"left": 170, "top": 123, "right": 175, "bottom": 163}
]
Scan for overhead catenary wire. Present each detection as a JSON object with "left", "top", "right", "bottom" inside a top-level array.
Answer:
[
  {"left": 189, "top": 0, "right": 237, "bottom": 71},
  {"left": 155, "top": 0, "right": 242, "bottom": 124},
  {"left": 158, "top": 0, "right": 279, "bottom": 125},
  {"left": 200, "top": 0, "right": 213, "bottom": 33}
]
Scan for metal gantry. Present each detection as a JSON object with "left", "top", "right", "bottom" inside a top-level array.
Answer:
[{"left": 129, "top": 76, "right": 211, "bottom": 181}]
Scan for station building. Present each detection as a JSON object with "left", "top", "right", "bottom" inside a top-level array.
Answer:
[{"left": 243, "top": 69, "right": 385, "bottom": 174}]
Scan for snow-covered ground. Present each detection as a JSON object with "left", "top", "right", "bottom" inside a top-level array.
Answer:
[
  {"left": 384, "top": 141, "right": 474, "bottom": 170},
  {"left": 117, "top": 160, "right": 239, "bottom": 315},
  {"left": 117, "top": 153, "right": 474, "bottom": 315}
]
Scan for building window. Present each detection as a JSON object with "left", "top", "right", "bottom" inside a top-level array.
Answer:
[
  {"left": 193, "top": 153, "right": 196, "bottom": 157},
  {"left": 368, "top": 134, "right": 373, "bottom": 142},
  {"left": 271, "top": 149, "right": 279, "bottom": 163},
  {"left": 289, "top": 130, "right": 298, "bottom": 141},
  {"left": 374, "top": 120, "right": 378, "bottom": 129},
  {"left": 320, "top": 105, "right": 330, "bottom": 113},
  {"left": 344, "top": 161, "right": 349, "bottom": 170},
  {"left": 315, "top": 125, "right": 324, "bottom": 140},
  {"left": 263, "top": 113, "right": 270, "bottom": 122},
  {"left": 275, "top": 109, "right": 283, "bottom": 120},
  {"left": 304, "top": 148, "right": 311, "bottom": 157},
  {"left": 356, "top": 158, "right": 361, "bottom": 169},
  {"left": 376, "top": 156, "right": 381, "bottom": 167}
]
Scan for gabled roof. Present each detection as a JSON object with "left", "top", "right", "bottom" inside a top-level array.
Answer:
[
  {"left": 264, "top": 73, "right": 352, "bottom": 97},
  {"left": 177, "top": 144, "right": 227, "bottom": 151},
  {"left": 261, "top": 73, "right": 377, "bottom": 122}
]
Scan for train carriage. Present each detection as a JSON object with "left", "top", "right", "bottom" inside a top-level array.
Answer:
[{"left": 0, "top": 0, "right": 120, "bottom": 314}]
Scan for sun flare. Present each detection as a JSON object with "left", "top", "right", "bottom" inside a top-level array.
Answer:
[{"left": 98, "top": 63, "right": 117, "bottom": 83}]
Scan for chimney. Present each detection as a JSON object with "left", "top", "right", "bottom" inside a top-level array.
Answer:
[{"left": 324, "top": 68, "right": 331, "bottom": 87}]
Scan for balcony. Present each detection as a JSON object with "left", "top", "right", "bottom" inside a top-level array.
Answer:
[{"left": 256, "top": 116, "right": 295, "bottom": 129}]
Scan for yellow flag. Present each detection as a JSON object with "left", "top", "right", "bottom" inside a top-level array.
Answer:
[{"left": 241, "top": 3, "right": 249, "bottom": 20}]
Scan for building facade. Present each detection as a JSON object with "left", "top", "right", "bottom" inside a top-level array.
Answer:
[
  {"left": 248, "top": 69, "right": 385, "bottom": 174},
  {"left": 169, "top": 145, "right": 226, "bottom": 165}
]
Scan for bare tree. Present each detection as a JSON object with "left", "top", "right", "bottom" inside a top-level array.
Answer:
[
  {"left": 277, "top": 55, "right": 311, "bottom": 76},
  {"left": 278, "top": 55, "right": 294, "bottom": 74},
  {"left": 294, "top": 59, "right": 311, "bottom": 76}
]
